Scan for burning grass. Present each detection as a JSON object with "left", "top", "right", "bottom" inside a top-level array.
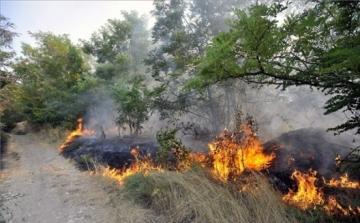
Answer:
[
  {"left": 208, "top": 126, "right": 275, "bottom": 181},
  {"left": 92, "top": 147, "right": 163, "bottom": 185},
  {"left": 59, "top": 118, "right": 94, "bottom": 152},
  {"left": 282, "top": 168, "right": 360, "bottom": 220},
  {"left": 283, "top": 169, "right": 324, "bottom": 210},
  {"left": 59, "top": 113, "right": 360, "bottom": 222}
]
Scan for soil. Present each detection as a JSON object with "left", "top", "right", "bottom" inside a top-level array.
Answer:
[{"left": 0, "top": 133, "right": 119, "bottom": 223}]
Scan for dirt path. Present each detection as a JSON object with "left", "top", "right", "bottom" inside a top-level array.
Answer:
[{"left": 0, "top": 133, "right": 118, "bottom": 223}]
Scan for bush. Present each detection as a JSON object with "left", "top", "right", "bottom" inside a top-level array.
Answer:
[{"left": 155, "top": 128, "right": 190, "bottom": 171}]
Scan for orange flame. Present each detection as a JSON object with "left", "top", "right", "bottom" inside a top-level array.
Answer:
[
  {"left": 322, "top": 174, "right": 360, "bottom": 215},
  {"left": 283, "top": 169, "right": 360, "bottom": 215},
  {"left": 324, "top": 196, "right": 349, "bottom": 216},
  {"left": 282, "top": 169, "right": 324, "bottom": 210},
  {"left": 208, "top": 126, "right": 275, "bottom": 181},
  {"left": 93, "top": 146, "right": 163, "bottom": 185},
  {"left": 324, "top": 173, "right": 360, "bottom": 189},
  {"left": 59, "top": 118, "right": 95, "bottom": 152}
]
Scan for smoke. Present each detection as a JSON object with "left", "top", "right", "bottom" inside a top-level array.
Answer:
[
  {"left": 76, "top": 0, "right": 359, "bottom": 161},
  {"left": 265, "top": 128, "right": 355, "bottom": 178}
]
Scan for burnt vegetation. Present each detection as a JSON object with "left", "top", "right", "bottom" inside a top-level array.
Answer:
[{"left": 2, "top": 0, "right": 360, "bottom": 222}]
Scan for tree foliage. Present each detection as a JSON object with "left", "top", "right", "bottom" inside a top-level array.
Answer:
[
  {"left": 81, "top": 11, "right": 157, "bottom": 133},
  {"left": 81, "top": 11, "right": 150, "bottom": 81},
  {"left": 112, "top": 75, "right": 164, "bottom": 136},
  {"left": 0, "top": 15, "right": 19, "bottom": 146},
  {"left": 192, "top": 0, "right": 360, "bottom": 134},
  {"left": 146, "top": 0, "right": 247, "bottom": 134},
  {"left": 13, "top": 32, "right": 93, "bottom": 127}
]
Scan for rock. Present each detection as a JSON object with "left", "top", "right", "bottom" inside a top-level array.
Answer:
[{"left": 12, "top": 121, "right": 28, "bottom": 135}]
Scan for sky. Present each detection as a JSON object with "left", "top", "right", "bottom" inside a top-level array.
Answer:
[{"left": 1, "top": 1, "right": 155, "bottom": 56}]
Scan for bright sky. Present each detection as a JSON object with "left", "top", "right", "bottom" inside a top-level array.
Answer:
[{"left": 1, "top": 1, "right": 155, "bottom": 56}]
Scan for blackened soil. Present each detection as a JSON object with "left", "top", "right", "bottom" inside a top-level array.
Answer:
[{"left": 61, "top": 136, "right": 158, "bottom": 170}]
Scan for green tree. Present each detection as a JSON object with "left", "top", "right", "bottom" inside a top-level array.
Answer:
[
  {"left": 13, "top": 32, "right": 93, "bottom": 127},
  {"left": 0, "top": 15, "right": 19, "bottom": 146},
  {"left": 191, "top": 1, "right": 360, "bottom": 135},
  {"left": 81, "top": 11, "right": 158, "bottom": 133},
  {"left": 81, "top": 11, "right": 150, "bottom": 81},
  {"left": 146, "top": 0, "right": 246, "bottom": 134},
  {"left": 112, "top": 75, "right": 163, "bottom": 136}
]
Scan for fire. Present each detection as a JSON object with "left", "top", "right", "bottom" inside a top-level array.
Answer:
[
  {"left": 324, "top": 196, "right": 349, "bottom": 216},
  {"left": 283, "top": 169, "right": 360, "bottom": 216},
  {"left": 93, "top": 146, "right": 163, "bottom": 185},
  {"left": 324, "top": 173, "right": 360, "bottom": 189},
  {"left": 208, "top": 126, "right": 275, "bottom": 181},
  {"left": 323, "top": 173, "right": 360, "bottom": 215},
  {"left": 59, "top": 118, "right": 95, "bottom": 152},
  {"left": 282, "top": 169, "right": 324, "bottom": 210},
  {"left": 99, "top": 165, "right": 138, "bottom": 185}
]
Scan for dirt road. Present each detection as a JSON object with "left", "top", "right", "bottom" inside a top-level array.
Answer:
[{"left": 0, "top": 133, "right": 118, "bottom": 223}]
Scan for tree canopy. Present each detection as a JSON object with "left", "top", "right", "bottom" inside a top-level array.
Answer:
[
  {"left": 189, "top": 0, "right": 360, "bottom": 134},
  {"left": 0, "top": 15, "right": 19, "bottom": 145},
  {"left": 13, "top": 32, "right": 93, "bottom": 127}
]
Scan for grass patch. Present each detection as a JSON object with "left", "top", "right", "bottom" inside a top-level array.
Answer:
[
  {"left": 39, "top": 125, "right": 69, "bottom": 145},
  {"left": 122, "top": 167, "right": 299, "bottom": 223}
]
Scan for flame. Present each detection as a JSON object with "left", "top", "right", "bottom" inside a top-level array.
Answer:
[
  {"left": 283, "top": 169, "right": 360, "bottom": 215},
  {"left": 59, "top": 118, "right": 95, "bottom": 152},
  {"left": 282, "top": 169, "right": 324, "bottom": 210},
  {"left": 324, "top": 173, "right": 360, "bottom": 189},
  {"left": 93, "top": 146, "right": 163, "bottom": 185},
  {"left": 324, "top": 196, "right": 349, "bottom": 216},
  {"left": 322, "top": 173, "right": 360, "bottom": 215},
  {"left": 99, "top": 165, "right": 138, "bottom": 185},
  {"left": 188, "top": 152, "right": 209, "bottom": 167},
  {"left": 208, "top": 126, "right": 275, "bottom": 181}
]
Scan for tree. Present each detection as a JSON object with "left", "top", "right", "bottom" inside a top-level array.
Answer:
[
  {"left": 0, "top": 15, "right": 18, "bottom": 89},
  {"left": 13, "top": 32, "right": 93, "bottom": 127},
  {"left": 191, "top": 0, "right": 360, "bottom": 135},
  {"left": 146, "top": 0, "right": 247, "bottom": 134},
  {"left": 81, "top": 11, "right": 155, "bottom": 133},
  {"left": 81, "top": 11, "right": 150, "bottom": 81},
  {"left": 112, "top": 75, "right": 163, "bottom": 136},
  {"left": 0, "top": 15, "right": 19, "bottom": 146}
]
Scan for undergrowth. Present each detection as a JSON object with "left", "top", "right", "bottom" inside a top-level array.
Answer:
[{"left": 121, "top": 167, "right": 299, "bottom": 223}]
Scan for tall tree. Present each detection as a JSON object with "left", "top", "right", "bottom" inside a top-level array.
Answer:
[
  {"left": 146, "top": 0, "right": 247, "bottom": 134},
  {"left": 191, "top": 0, "right": 360, "bottom": 135},
  {"left": 81, "top": 11, "right": 159, "bottom": 133}
]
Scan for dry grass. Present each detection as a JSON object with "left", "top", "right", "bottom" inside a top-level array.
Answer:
[
  {"left": 38, "top": 125, "right": 70, "bottom": 145},
  {"left": 115, "top": 167, "right": 299, "bottom": 223}
]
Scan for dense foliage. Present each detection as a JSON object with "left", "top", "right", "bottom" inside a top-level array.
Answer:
[
  {"left": 0, "top": 15, "right": 20, "bottom": 146},
  {"left": 80, "top": 11, "right": 163, "bottom": 134},
  {"left": 3, "top": 0, "right": 360, "bottom": 142},
  {"left": 190, "top": 0, "right": 360, "bottom": 135},
  {"left": 12, "top": 32, "right": 94, "bottom": 128},
  {"left": 145, "top": 0, "right": 249, "bottom": 134}
]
